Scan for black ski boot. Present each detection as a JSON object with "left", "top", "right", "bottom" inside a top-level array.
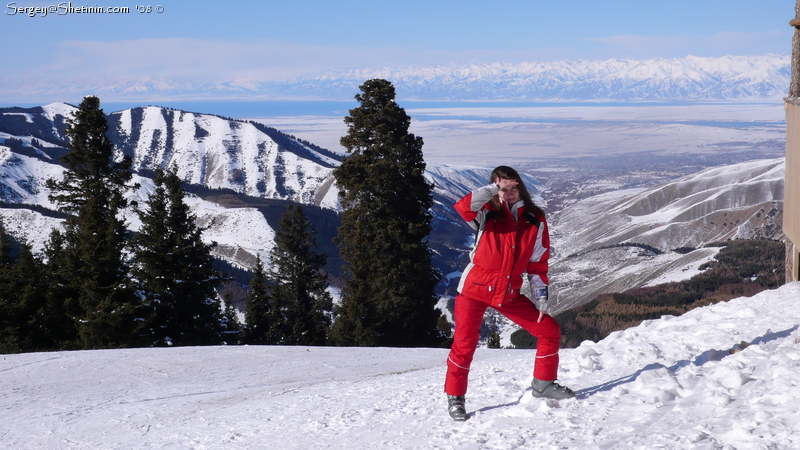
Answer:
[
  {"left": 531, "top": 378, "right": 575, "bottom": 399},
  {"left": 447, "top": 395, "right": 467, "bottom": 421}
]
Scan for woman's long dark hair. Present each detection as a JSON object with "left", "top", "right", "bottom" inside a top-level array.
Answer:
[{"left": 488, "top": 166, "right": 545, "bottom": 217}]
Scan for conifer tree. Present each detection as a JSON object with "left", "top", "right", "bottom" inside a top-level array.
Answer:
[
  {"left": 331, "top": 79, "right": 441, "bottom": 347},
  {"left": 12, "top": 243, "right": 49, "bottom": 352},
  {"left": 267, "top": 204, "right": 333, "bottom": 345},
  {"left": 45, "top": 96, "right": 139, "bottom": 349},
  {"left": 487, "top": 329, "right": 502, "bottom": 349},
  {"left": 132, "top": 166, "right": 224, "bottom": 346},
  {"left": 0, "top": 221, "right": 20, "bottom": 353},
  {"left": 0, "top": 222, "right": 53, "bottom": 353},
  {"left": 220, "top": 293, "right": 243, "bottom": 345},
  {"left": 243, "top": 255, "right": 274, "bottom": 344},
  {"left": 41, "top": 229, "right": 80, "bottom": 348},
  {"left": 437, "top": 314, "right": 454, "bottom": 349}
]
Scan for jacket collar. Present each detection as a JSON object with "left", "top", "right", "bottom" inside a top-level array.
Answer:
[{"left": 502, "top": 199, "right": 525, "bottom": 222}]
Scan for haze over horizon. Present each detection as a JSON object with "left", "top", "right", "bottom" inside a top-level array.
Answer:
[{"left": 0, "top": 0, "right": 793, "bottom": 104}]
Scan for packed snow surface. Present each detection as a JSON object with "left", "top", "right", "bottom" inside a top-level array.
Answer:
[{"left": 2, "top": 283, "right": 799, "bottom": 449}]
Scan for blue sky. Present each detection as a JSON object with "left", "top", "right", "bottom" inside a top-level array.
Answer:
[{"left": 0, "top": 0, "right": 795, "bottom": 103}]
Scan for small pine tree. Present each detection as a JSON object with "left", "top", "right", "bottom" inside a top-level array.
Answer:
[
  {"left": 243, "top": 255, "right": 274, "bottom": 344},
  {"left": 267, "top": 204, "right": 333, "bottom": 345},
  {"left": 132, "top": 166, "right": 224, "bottom": 346},
  {"left": 45, "top": 96, "right": 139, "bottom": 349},
  {"left": 331, "top": 79, "right": 441, "bottom": 347},
  {"left": 487, "top": 329, "right": 501, "bottom": 349},
  {"left": 220, "top": 293, "right": 243, "bottom": 345},
  {"left": 436, "top": 313, "right": 454, "bottom": 349}
]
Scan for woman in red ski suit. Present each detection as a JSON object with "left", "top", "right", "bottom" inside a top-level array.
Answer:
[{"left": 445, "top": 166, "right": 574, "bottom": 421}]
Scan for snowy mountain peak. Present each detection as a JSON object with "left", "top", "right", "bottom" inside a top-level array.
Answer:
[{"left": 40, "top": 102, "right": 76, "bottom": 123}]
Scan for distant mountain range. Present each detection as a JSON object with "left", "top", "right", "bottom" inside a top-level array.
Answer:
[
  {"left": 13, "top": 55, "right": 789, "bottom": 102},
  {"left": 282, "top": 55, "right": 791, "bottom": 102}
]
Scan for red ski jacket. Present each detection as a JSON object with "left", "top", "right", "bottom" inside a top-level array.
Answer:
[{"left": 455, "top": 183, "right": 550, "bottom": 308}]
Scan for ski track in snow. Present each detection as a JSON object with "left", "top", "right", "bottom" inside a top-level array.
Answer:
[{"left": 2, "top": 283, "right": 800, "bottom": 449}]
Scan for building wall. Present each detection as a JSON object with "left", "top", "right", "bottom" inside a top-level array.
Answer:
[{"left": 785, "top": 99, "right": 800, "bottom": 282}]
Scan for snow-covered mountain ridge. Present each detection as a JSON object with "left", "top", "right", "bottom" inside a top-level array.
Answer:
[
  {"left": 0, "top": 102, "right": 350, "bottom": 270},
  {"left": 258, "top": 54, "right": 791, "bottom": 101},
  {"left": 9, "top": 55, "right": 789, "bottom": 102},
  {"left": 548, "top": 157, "right": 785, "bottom": 313},
  {"left": 0, "top": 103, "right": 535, "bottom": 273},
  {"left": 1, "top": 103, "right": 343, "bottom": 208}
]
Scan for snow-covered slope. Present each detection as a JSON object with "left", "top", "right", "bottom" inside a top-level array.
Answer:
[
  {"left": 0, "top": 102, "right": 346, "bottom": 269},
  {"left": 0, "top": 165, "right": 277, "bottom": 268},
  {"left": 554, "top": 157, "right": 784, "bottom": 256},
  {"left": 549, "top": 158, "right": 785, "bottom": 313},
  {"left": 0, "top": 146, "right": 64, "bottom": 208},
  {"left": 0, "top": 102, "right": 342, "bottom": 206},
  {"left": 2, "top": 282, "right": 798, "bottom": 449},
  {"left": 107, "top": 106, "right": 340, "bottom": 207}
]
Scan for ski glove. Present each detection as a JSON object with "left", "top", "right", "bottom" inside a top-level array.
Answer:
[
  {"left": 531, "top": 286, "right": 549, "bottom": 314},
  {"left": 526, "top": 275, "right": 549, "bottom": 322}
]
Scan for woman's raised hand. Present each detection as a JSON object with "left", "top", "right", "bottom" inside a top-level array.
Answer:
[{"left": 495, "top": 177, "right": 518, "bottom": 190}]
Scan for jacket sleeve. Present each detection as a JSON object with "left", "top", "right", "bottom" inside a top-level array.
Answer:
[
  {"left": 527, "top": 216, "right": 550, "bottom": 287},
  {"left": 454, "top": 184, "right": 498, "bottom": 228}
]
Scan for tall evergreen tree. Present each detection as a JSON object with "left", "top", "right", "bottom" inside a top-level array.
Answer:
[
  {"left": 267, "top": 204, "right": 333, "bottom": 345},
  {"left": 331, "top": 79, "right": 441, "bottom": 347},
  {"left": 13, "top": 243, "right": 49, "bottom": 352},
  {"left": 132, "top": 168, "right": 223, "bottom": 345},
  {"left": 0, "top": 222, "right": 55, "bottom": 353},
  {"left": 45, "top": 96, "right": 139, "bottom": 349},
  {"left": 42, "top": 229, "right": 80, "bottom": 349},
  {"left": 0, "top": 221, "right": 20, "bottom": 353},
  {"left": 243, "top": 255, "right": 274, "bottom": 344},
  {"left": 132, "top": 166, "right": 224, "bottom": 346}
]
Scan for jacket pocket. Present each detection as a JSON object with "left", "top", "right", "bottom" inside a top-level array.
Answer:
[{"left": 466, "top": 269, "right": 496, "bottom": 294}]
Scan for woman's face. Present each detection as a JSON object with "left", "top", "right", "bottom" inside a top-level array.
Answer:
[{"left": 498, "top": 181, "right": 520, "bottom": 204}]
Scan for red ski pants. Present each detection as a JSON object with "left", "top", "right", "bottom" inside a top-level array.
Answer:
[{"left": 444, "top": 294, "right": 562, "bottom": 396}]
